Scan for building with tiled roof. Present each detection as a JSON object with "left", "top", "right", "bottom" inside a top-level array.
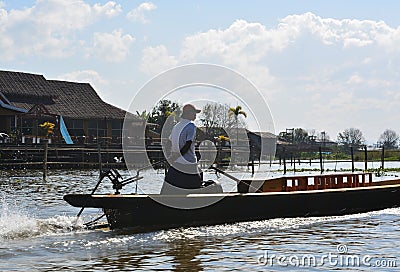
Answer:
[{"left": 0, "top": 70, "right": 140, "bottom": 144}]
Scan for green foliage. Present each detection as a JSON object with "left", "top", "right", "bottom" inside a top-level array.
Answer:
[
  {"left": 135, "top": 110, "right": 150, "bottom": 121},
  {"left": 228, "top": 105, "right": 247, "bottom": 119},
  {"left": 148, "top": 100, "right": 181, "bottom": 133}
]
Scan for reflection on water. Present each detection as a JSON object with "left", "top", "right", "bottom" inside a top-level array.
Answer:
[
  {"left": 85, "top": 236, "right": 205, "bottom": 271},
  {"left": 1, "top": 169, "right": 400, "bottom": 271},
  {"left": 168, "top": 238, "right": 203, "bottom": 272}
]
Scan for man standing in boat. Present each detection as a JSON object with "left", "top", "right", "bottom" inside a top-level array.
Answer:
[{"left": 161, "top": 103, "right": 202, "bottom": 194}]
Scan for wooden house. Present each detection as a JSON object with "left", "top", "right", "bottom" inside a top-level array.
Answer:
[{"left": 0, "top": 70, "right": 141, "bottom": 144}]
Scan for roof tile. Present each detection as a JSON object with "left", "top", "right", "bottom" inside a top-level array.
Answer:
[{"left": 0, "top": 70, "right": 132, "bottom": 120}]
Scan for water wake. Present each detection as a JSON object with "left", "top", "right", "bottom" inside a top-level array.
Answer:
[
  {"left": 153, "top": 207, "right": 400, "bottom": 240},
  {"left": 0, "top": 197, "right": 85, "bottom": 240}
]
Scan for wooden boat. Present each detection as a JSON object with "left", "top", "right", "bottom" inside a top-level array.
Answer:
[{"left": 64, "top": 170, "right": 400, "bottom": 232}]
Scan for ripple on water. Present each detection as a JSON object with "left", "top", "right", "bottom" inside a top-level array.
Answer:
[{"left": 1, "top": 169, "right": 400, "bottom": 271}]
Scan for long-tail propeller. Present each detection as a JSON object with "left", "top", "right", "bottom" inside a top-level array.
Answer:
[{"left": 101, "top": 168, "right": 143, "bottom": 194}]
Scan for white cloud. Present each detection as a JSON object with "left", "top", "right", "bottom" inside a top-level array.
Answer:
[
  {"left": 57, "top": 69, "right": 108, "bottom": 97},
  {"left": 141, "top": 13, "right": 400, "bottom": 81},
  {"left": 143, "top": 12, "right": 399, "bottom": 72},
  {"left": 0, "top": 0, "right": 122, "bottom": 60},
  {"left": 140, "top": 45, "right": 178, "bottom": 74},
  {"left": 140, "top": 12, "right": 400, "bottom": 82},
  {"left": 89, "top": 30, "right": 135, "bottom": 62},
  {"left": 93, "top": 1, "right": 122, "bottom": 18},
  {"left": 279, "top": 13, "right": 400, "bottom": 51},
  {"left": 127, "top": 2, "right": 157, "bottom": 24},
  {"left": 139, "top": 12, "right": 400, "bottom": 141},
  {"left": 57, "top": 69, "right": 107, "bottom": 84},
  {"left": 179, "top": 19, "right": 292, "bottom": 64},
  {"left": 347, "top": 74, "right": 363, "bottom": 84}
]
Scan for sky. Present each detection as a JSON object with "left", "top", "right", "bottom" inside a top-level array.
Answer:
[{"left": 1, "top": 0, "right": 400, "bottom": 144}]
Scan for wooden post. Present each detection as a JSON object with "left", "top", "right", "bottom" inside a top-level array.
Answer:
[
  {"left": 249, "top": 146, "right": 255, "bottom": 176},
  {"left": 106, "top": 140, "right": 110, "bottom": 165},
  {"left": 43, "top": 139, "right": 48, "bottom": 181},
  {"left": 217, "top": 143, "right": 222, "bottom": 168},
  {"left": 283, "top": 148, "right": 287, "bottom": 175},
  {"left": 251, "top": 156, "right": 255, "bottom": 176},
  {"left": 319, "top": 146, "right": 323, "bottom": 174},
  {"left": 381, "top": 146, "right": 385, "bottom": 171},
  {"left": 98, "top": 142, "right": 102, "bottom": 176},
  {"left": 364, "top": 145, "right": 368, "bottom": 171},
  {"left": 350, "top": 146, "right": 354, "bottom": 172}
]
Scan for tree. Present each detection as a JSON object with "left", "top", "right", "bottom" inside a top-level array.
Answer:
[
  {"left": 135, "top": 110, "right": 149, "bottom": 121},
  {"left": 148, "top": 100, "right": 180, "bottom": 133},
  {"left": 198, "top": 103, "right": 246, "bottom": 139},
  {"left": 228, "top": 105, "right": 247, "bottom": 121},
  {"left": 378, "top": 129, "right": 399, "bottom": 149},
  {"left": 228, "top": 105, "right": 247, "bottom": 145},
  {"left": 293, "top": 128, "right": 310, "bottom": 144},
  {"left": 135, "top": 110, "right": 150, "bottom": 131},
  {"left": 337, "top": 128, "right": 365, "bottom": 148}
]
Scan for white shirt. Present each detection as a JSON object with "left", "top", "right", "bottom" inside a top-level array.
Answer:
[{"left": 169, "top": 119, "right": 197, "bottom": 164}]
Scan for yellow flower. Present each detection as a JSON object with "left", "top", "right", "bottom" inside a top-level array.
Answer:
[
  {"left": 218, "top": 135, "right": 230, "bottom": 141},
  {"left": 39, "top": 121, "right": 55, "bottom": 136}
]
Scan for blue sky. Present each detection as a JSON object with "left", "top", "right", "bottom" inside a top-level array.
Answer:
[{"left": 1, "top": 0, "right": 400, "bottom": 143}]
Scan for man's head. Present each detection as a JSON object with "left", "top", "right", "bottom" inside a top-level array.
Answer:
[{"left": 181, "top": 104, "right": 201, "bottom": 121}]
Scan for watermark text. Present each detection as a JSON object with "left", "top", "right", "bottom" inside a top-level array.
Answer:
[{"left": 257, "top": 244, "right": 397, "bottom": 268}]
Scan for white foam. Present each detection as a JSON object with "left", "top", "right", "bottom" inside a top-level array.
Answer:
[
  {"left": 0, "top": 200, "right": 37, "bottom": 239},
  {"left": 0, "top": 197, "right": 86, "bottom": 240},
  {"left": 152, "top": 207, "right": 400, "bottom": 240}
]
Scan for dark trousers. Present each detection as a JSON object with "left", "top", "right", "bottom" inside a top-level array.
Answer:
[{"left": 163, "top": 163, "right": 202, "bottom": 190}]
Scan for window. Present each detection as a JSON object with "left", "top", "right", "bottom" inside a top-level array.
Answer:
[
  {"left": 64, "top": 119, "right": 85, "bottom": 136},
  {"left": 88, "top": 119, "right": 107, "bottom": 138},
  {"left": 112, "top": 120, "right": 122, "bottom": 138}
]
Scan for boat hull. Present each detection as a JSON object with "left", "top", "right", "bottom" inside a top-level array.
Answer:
[{"left": 64, "top": 184, "right": 400, "bottom": 232}]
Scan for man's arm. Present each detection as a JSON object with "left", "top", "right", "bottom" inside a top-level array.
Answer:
[
  {"left": 167, "top": 140, "right": 192, "bottom": 162},
  {"left": 180, "top": 140, "right": 192, "bottom": 156}
]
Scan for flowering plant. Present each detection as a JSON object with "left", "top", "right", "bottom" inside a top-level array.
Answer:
[
  {"left": 218, "top": 135, "right": 230, "bottom": 142},
  {"left": 39, "top": 121, "right": 55, "bottom": 137}
]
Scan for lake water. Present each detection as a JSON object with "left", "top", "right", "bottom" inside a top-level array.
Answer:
[{"left": 1, "top": 163, "right": 399, "bottom": 271}]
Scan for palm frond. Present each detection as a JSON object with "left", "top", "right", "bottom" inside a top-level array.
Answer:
[{"left": 228, "top": 105, "right": 247, "bottom": 118}]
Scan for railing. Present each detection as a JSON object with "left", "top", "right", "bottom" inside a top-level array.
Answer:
[{"left": 284, "top": 172, "right": 373, "bottom": 192}]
